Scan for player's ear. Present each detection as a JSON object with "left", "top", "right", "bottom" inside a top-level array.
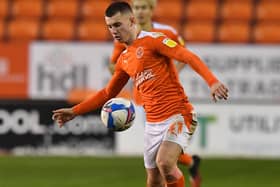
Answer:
[{"left": 129, "top": 15, "right": 136, "bottom": 26}]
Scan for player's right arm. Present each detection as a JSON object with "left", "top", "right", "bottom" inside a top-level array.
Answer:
[{"left": 52, "top": 66, "right": 130, "bottom": 127}]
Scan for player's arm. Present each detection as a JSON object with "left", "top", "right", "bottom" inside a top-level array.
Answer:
[
  {"left": 52, "top": 67, "right": 130, "bottom": 127},
  {"left": 109, "top": 41, "right": 126, "bottom": 74},
  {"left": 166, "top": 30, "right": 187, "bottom": 73},
  {"left": 174, "top": 35, "right": 186, "bottom": 73},
  {"left": 153, "top": 36, "right": 229, "bottom": 101}
]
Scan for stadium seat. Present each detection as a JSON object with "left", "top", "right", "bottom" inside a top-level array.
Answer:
[
  {"left": 187, "top": 0, "right": 217, "bottom": 1},
  {"left": 217, "top": 22, "right": 250, "bottom": 43},
  {"left": 11, "top": 0, "right": 43, "bottom": 19},
  {"left": 152, "top": 18, "right": 182, "bottom": 33},
  {"left": 222, "top": 0, "right": 253, "bottom": 2},
  {"left": 81, "top": 0, "right": 111, "bottom": 19},
  {"left": 253, "top": 23, "right": 280, "bottom": 44},
  {"left": 185, "top": 1, "right": 218, "bottom": 21},
  {"left": 0, "top": 21, "right": 5, "bottom": 40},
  {"left": 7, "top": 19, "right": 40, "bottom": 41},
  {"left": 220, "top": 1, "right": 253, "bottom": 22},
  {"left": 256, "top": 1, "right": 280, "bottom": 22},
  {"left": 77, "top": 20, "right": 110, "bottom": 41},
  {"left": 0, "top": 0, "right": 8, "bottom": 20},
  {"left": 46, "top": 0, "right": 79, "bottom": 19},
  {"left": 182, "top": 21, "right": 215, "bottom": 43},
  {"left": 42, "top": 20, "right": 75, "bottom": 40},
  {"left": 153, "top": 0, "right": 183, "bottom": 23}
]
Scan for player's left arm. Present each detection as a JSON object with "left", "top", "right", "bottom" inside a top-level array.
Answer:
[
  {"left": 174, "top": 35, "right": 186, "bottom": 72},
  {"left": 153, "top": 36, "right": 229, "bottom": 101},
  {"left": 167, "top": 31, "right": 186, "bottom": 73}
]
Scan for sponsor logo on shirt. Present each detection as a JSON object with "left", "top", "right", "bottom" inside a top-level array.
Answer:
[
  {"left": 135, "top": 69, "right": 155, "bottom": 87},
  {"left": 162, "top": 38, "right": 177, "bottom": 48}
]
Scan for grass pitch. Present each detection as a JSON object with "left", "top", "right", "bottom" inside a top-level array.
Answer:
[{"left": 0, "top": 156, "right": 279, "bottom": 187}]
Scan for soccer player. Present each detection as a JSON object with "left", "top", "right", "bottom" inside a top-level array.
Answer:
[
  {"left": 52, "top": 2, "right": 229, "bottom": 187},
  {"left": 109, "top": 0, "right": 185, "bottom": 74},
  {"left": 110, "top": 1, "right": 201, "bottom": 186}
]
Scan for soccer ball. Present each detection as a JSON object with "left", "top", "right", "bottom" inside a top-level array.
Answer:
[{"left": 101, "top": 97, "right": 135, "bottom": 131}]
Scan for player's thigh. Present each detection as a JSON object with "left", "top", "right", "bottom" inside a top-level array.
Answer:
[
  {"left": 156, "top": 140, "right": 182, "bottom": 168},
  {"left": 164, "top": 114, "right": 193, "bottom": 154}
]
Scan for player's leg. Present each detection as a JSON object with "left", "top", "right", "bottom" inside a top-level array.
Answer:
[
  {"left": 178, "top": 153, "right": 201, "bottom": 187},
  {"left": 156, "top": 141, "right": 185, "bottom": 187},
  {"left": 144, "top": 119, "right": 167, "bottom": 187},
  {"left": 179, "top": 111, "right": 201, "bottom": 187},
  {"left": 189, "top": 155, "right": 201, "bottom": 187},
  {"left": 156, "top": 114, "right": 194, "bottom": 187},
  {"left": 146, "top": 168, "right": 165, "bottom": 187},
  {"left": 178, "top": 153, "right": 192, "bottom": 165}
]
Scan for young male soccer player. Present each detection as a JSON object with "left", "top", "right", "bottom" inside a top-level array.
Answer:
[
  {"left": 110, "top": 1, "right": 201, "bottom": 186},
  {"left": 109, "top": 0, "right": 185, "bottom": 74},
  {"left": 52, "top": 2, "right": 229, "bottom": 187}
]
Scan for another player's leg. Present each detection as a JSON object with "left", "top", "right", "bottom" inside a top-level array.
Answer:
[
  {"left": 178, "top": 153, "right": 193, "bottom": 166},
  {"left": 178, "top": 153, "right": 201, "bottom": 187},
  {"left": 189, "top": 155, "right": 201, "bottom": 187},
  {"left": 156, "top": 141, "right": 185, "bottom": 187}
]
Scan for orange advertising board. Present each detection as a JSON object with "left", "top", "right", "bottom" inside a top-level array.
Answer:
[{"left": 0, "top": 42, "right": 28, "bottom": 99}]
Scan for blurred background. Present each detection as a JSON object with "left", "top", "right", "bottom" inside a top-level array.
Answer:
[{"left": 0, "top": 0, "right": 279, "bottom": 187}]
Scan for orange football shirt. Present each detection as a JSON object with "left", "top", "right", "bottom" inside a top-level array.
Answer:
[
  {"left": 110, "top": 22, "right": 185, "bottom": 105},
  {"left": 73, "top": 31, "right": 218, "bottom": 124}
]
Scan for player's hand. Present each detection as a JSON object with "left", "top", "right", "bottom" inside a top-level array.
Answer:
[
  {"left": 210, "top": 82, "right": 229, "bottom": 102},
  {"left": 52, "top": 108, "right": 76, "bottom": 128}
]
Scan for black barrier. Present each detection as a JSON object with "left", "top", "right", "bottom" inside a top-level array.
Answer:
[{"left": 0, "top": 100, "right": 114, "bottom": 155}]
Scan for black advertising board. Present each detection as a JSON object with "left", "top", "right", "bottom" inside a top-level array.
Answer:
[{"left": 0, "top": 100, "right": 114, "bottom": 155}]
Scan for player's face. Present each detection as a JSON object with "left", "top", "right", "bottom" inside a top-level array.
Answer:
[
  {"left": 132, "top": 0, "right": 153, "bottom": 25},
  {"left": 105, "top": 12, "right": 135, "bottom": 44}
]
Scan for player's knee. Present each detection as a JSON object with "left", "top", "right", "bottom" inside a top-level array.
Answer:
[
  {"left": 156, "top": 158, "right": 174, "bottom": 180},
  {"left": 147, "top": 178, "right": 165, "bottom": 187},
  {"left": 147, "top": 173, "right": 165, "bottom": 187}
]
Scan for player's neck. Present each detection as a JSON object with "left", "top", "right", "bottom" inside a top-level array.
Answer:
[
  {"left": 125, "top": 26, "right": 138, "bottom": 46},
  {"left": 139, "top": 20, "right": 153, "bottom": 31}
]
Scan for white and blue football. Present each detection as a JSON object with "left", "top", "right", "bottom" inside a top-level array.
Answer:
[{"left": 101, "top": 97, "right": 135, "bottom": 131}]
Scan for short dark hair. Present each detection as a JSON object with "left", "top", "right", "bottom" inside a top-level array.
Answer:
[{"left": 105, "top": 1, "right": 133, "bottom": 17}]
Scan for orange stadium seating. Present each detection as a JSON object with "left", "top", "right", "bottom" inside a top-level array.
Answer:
[
  {"left": 0, "top": 20, "right": 4, "bottom": 40},
  {"left": 182, "top": 21, "right": 215, "bottom": 43},
  {"left": 46, "top": 0, "right": 79, "bottom": 19},
  {"left": 185, "top": 1, "right": 218, "bottom": 21},
  {"left": 11, "top": 0, "right": 44, "bottom": 19},
  {"left": 223, "top": 0, "right": 253, "bottom": 2},
  {"left": 0, "top": 0, "right": 278, "bottom": 43},
  {"left": 81, "top": 0, "right": 111, "bottom": 19},
  {"left": 41, "top": 20, "right": 75, "bottom": 40},
  {"left": 77, "top": 20, "right": 110, "bottom": 41},
  {"left": 220, "top": 1, "right": 253, "bottom": 22},
  {"left": 0, "top": 0, "right": 8, "bottom": 20},
  {"left": 217, "top": 21, "right": 250, "bottom": 43},
  {"left": 253, "top": 23, "right": 280, "bottom": 44},
  {"left": 256, "top": 1, "right": 280, "bottom": 22},
  {"left": 188, "top": 0, "right": 217, "bottom": 1},
  {"left": 7, "top": 19, "right": 40, "bottom": 41},
  {"left": 153, "top": 0, "right": 183, "bottom": 23}
]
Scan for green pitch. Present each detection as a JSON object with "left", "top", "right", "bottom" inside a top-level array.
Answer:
[{"left": 0, "top": 156, "right": 279, "bottom": 187}]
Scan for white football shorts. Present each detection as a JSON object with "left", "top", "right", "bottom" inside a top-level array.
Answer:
[{"left": 144, "top": 112, "right": 197, "bottom": 169}]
